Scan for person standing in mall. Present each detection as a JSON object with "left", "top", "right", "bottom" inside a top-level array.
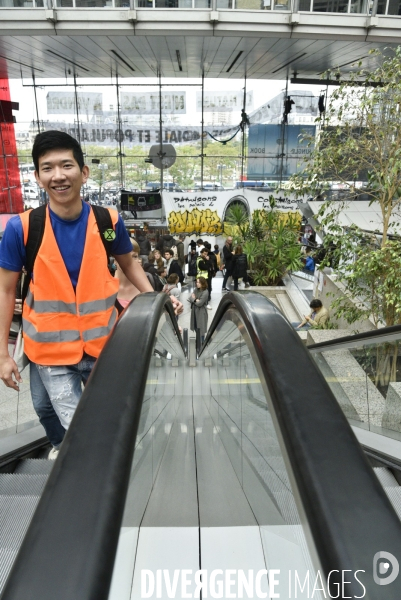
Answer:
[
  {"left": 176, "top": 235, "right": 186, "bottom": 272},
  {"left": 0, "top": 131, "right": 153, "bottom": 459},
  {"left": 188, "top": 277, "right": 209, "bottom": 338},
  {"left": 136, "top": 229, "right": 151, "bottom": 264},
  {"left": 221, "top": 236, "right": 234, "bottom": 291},
  {"left": 231, "top": 245, "right": 250, "bottom": 290},
  {"left": 164, "top": 249, "right": 184, "bottom": 284},
  {"left": 196, "top": 248, "right": 213, "bottom": 309}
]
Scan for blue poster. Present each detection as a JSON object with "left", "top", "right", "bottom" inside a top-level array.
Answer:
[{"left": 247, "top": 124, "right": 315, "bottom": 180}]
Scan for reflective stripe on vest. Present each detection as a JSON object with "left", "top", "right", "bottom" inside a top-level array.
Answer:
[
  {"left": 20, "top": 205, "right": 120, "bottom": 365},
  {"left": 196, "top": 256, "right": 208, "bottom": 278},
  {"left": 25, "top": 288, "right": 117, "bottom": 316}
]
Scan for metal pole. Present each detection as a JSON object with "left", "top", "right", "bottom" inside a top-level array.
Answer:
[
  {"left": 32, "top": 72, "right": 41, "bottom": 135},
  {"left": 240, "top": 75, "right": 247, "bottom": 188},
  {"left": 196, "top": 328, "right": 201, "bottom": 358},
  {"left": 116, "top": 73, "right": 124, "bottom": 189},
  {"left": 158, "top": 71, "right": 164, "bottom": 190},
  {"left": 73, "top": 72, "right": 81, "bottom": 145},
  {"left": 201, "top": 70, "right": 204, "bottom": 191},
  {"left": 183, "top": 328, "right": 189, "bottom": 357},
  {"left": 279, "top": 74, "right": 289, "bottom": 187},
  {"left": 0, "top": 108, "right": 14, "bottom": 213}
]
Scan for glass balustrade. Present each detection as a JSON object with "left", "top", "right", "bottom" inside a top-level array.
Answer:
[{"left": 311, "top": 335, "right": 401, "bottom": 442}]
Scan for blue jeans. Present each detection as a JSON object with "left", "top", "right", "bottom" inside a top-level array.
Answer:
[
  {"left": 30, "top": 363, "right": 65, "bottom": 449},
  {"left": 30, "top": 354, "right": 96, "bottom": 446}
]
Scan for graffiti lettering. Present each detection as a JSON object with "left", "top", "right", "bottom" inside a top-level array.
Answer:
[
  {"left": 168, "top": 208, "right": 222, "bottom": 235},
  {"left": 173, "top": 195, "right": 217, "bottom": 206}
]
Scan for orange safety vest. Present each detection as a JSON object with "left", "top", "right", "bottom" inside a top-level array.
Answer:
[{"left": 20, "top": 206, "right": 120, "bottom": 365}]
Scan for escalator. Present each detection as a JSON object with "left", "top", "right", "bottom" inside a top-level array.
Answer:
[{"left": 1, "top": 292, "right": 401, "bottom": 599}]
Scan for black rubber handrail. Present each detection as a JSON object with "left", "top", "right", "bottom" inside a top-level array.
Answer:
[
  {"left": 308, "top": 322, "right": 401, "bottom": 352},
  {"left": 202, "top": 291, "right": 401, "bottom": 599},
  {"left": 0, "top": 292, "right": 184, "bottom": 600}
]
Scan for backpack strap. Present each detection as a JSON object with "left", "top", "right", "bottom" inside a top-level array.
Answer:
[
  {"left": 91, "top": 205, "right": 115, "bottom": 267},
  {"left": 21, "top": 204, "right": 47, "bottom": 304}
]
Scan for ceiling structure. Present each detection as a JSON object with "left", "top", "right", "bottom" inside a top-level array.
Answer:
[{"left": 0, "top": 10, "right": 400, "bottom": 80}]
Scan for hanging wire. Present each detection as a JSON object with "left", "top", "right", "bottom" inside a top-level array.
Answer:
[{"left": 204, "top": 126, "right": 241, "bottom": 144}]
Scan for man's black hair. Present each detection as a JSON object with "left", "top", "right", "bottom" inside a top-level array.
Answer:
[
  {"left": 32, "top": 130, "right": 85, "bottom": 172},
  {"left": 310, "top": 299, "right": 323, "bottom": 309},
  {"left": 204, "top": 241, "right": 211, "bottom": 250},
  {"left": 197, "top": 238, "right": 203, "bottom": 245}
]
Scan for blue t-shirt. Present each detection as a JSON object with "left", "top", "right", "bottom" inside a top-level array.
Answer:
[{"left": 0, "top": 202, "right": 132, "bottom": 289}]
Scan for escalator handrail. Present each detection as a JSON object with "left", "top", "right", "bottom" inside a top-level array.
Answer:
[
  {"left": 201, "top": 291, "right": 401, "bottom": 598},
  {"left": 1, "top": 292, "right": 184, "bottom": 600},
  {"left": 307, "top": 322, "right": 401, "bottom": 352}
]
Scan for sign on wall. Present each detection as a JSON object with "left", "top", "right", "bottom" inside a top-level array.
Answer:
[
  {"left": 120, "top": 191, "right": 162, "bottom": 214},
  {"left": 120, "top": 92, "right": 186, "bottom": 115},
  {"left": 46, "top": 92, "right": 103, "bottom": 115},
  {"left": 162, "top": 189, "right": 301, "bottom": 234},
  {"left": 247, "top": 124, "right": 316, "bottom": 180},
  {"left": 43, "top": 122, "right": 239, "bottom": 146}
]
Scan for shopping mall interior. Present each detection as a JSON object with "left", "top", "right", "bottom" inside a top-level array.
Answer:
[{"left": 1, "top": 3, "right": 401, "bottom": 599}]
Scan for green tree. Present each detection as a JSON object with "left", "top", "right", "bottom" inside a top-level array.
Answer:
[
  {"left": 290, "top": 47, "right": 401, "bottom": 330},
  {"left": 226, "top": 204, "right": 302, "bottom": 286}
]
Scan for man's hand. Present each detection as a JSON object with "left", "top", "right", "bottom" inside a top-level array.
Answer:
[{"left": 0, "top": 354, "right": 22, "bottom": 391}]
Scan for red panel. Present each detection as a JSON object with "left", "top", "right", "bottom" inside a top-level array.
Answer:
[{"left": 0, "top": 62, "right": 24, "bottom": 214}]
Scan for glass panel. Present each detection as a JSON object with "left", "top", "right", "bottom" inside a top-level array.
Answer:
[
  {"left": 118, "top": 311, "right": 185, "bottom": 531},
  {"left": 115, "top": 0, "right": 130, "bottom": 6},
  {"left": 35, "top": 0, "right": 44, "bottom": 5},
  {"left": 236, "top": 0, "right": 264, "bottom": 7},
  {"left": 350, "top": 0, "right": 366, "bottom": 11},
  {"left": 376, "top": 0, "right": 387, "bottom": 12},
  {"left": 194, "top": 0, "right": 210, "bottom": 6},
  {"left": 312, "top": 337, "right": 401, "bottom": 442},
  {"left": 387, "top": 0, "right": 401, "bottom": 13},
  {"left": 56, "top": 0, "right": 73, "bottom": 6},
  {"left": 313, "top": 0, "right": 348, "bottom": 10},
  {"left": 155, "top": 0, "right": 178, "bottom": 6},
  {"left": 75, "top": 0, "right": 108, "bottom": 6},
  {"left": 137, "top": 0, "right": 153, "bottom": 5},
  {"left": 299, "top": 0, "right": 312, "bottom": 8},
  {"left": 1, "top": 330, "right": 38, "bottom": 440},
  {"left": 201, "top": 314, "right": 324, "bottom": 594},
  {"left": 274, "top": 0, "right": 290, "bottom": 8}
]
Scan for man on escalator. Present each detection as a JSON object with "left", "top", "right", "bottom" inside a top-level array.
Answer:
[{"left": 0, "top": 131, "right": 153, "bottom": 459}]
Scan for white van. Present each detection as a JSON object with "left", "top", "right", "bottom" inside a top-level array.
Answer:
[{"left": 23, "top": 186, "right": 39, "bottom": 200}]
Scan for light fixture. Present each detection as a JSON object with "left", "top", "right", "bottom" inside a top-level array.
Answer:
[
  {"left": 45, "top": 50, "right": 90, "bottom": 72},
  {"left": 110, "top": 50, "right": 135, "bottom": 73}
]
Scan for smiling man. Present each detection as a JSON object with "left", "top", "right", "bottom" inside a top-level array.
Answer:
[{"left": 0, "top": 131, "right": 153, "bottom": 459}]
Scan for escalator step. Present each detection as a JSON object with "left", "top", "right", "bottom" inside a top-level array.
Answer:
[
  {"left": 374, "top": 467, "right": 399, "bottom": 488},
  {"left": 0, "top": 549, "right": 17, "bottom": 594},
  {"left": 0, "top": 495, "right": 40, "bottom": 550},
  {"left": 14, "top": 459, "right": 54, "bottom": 475},
  {"left": 0, "top": 474, "right": 48, "bottom": 496}
]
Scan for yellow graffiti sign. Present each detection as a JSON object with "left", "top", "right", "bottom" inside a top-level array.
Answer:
[{"left": 168, "top": 208, "right": 223, "bottom": 235}]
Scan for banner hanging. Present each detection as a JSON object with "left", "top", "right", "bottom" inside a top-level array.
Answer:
[
  {"left": 196, "top": 91, "right": 253, "bottom": 112},
  {"left": 47, "top": 92, "right": 103, "bottom": 115}
]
